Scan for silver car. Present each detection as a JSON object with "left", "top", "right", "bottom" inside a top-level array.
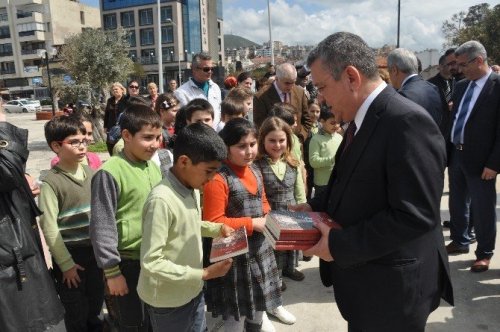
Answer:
[{"left": 3, "top": 100, "right": 41, "bottom": 113}]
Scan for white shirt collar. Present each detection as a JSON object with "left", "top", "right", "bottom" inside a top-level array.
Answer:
[
  {"left": 473, "top": 68, "right": 492, "bottom": 90},
  {"left": 273, "top": 81, "right": 288, "bottom": 102},
  {"left": 353, "top": 81, "right": 387, "bottom": 134}
]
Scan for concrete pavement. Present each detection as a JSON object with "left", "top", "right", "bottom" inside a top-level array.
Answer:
[{"left": 6, "top": 112, "right": 500, "bottom": 331}]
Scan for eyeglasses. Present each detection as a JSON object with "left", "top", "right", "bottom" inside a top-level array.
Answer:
[
  {"left": 458, "top": 57, "right": 478, "bottom": 68},
  {"left": 129, "top": 85, "right": 139, "bottom": 89},
  {"left": 57, "top": 139, "right": 89, "bottom": 148},
  {"left": 198, "top": 67, "right": 215, "bottom": 73}
]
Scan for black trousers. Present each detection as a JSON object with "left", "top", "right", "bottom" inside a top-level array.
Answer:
[{"left": 52, "top": 246, "right": 105, "bottom": 332}]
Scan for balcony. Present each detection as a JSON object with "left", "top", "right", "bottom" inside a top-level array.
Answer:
[
  {"left": 21, "top": 48, "right": 44, "bottom": 59},
  {"left": 18, "top": 30, "right": 45, "bottom": 42},
  {"left": 0, "top": 69, "right": 16, "bottom": 75},
  {"left": 22, "top": 65, "right": 42, "bottom": 77},
  {"left": 15, "top": 0, "right": 43, "bottom": 5},
  {"left": 16, "top": 11, "right": 44, "bottom": 24}
]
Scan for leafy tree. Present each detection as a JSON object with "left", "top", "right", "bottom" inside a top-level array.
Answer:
[
  {"left": 59, "top": 28, "right": 133, "bottom": 103},
  {"left": 442, "top": 3, "right": 500, "bottom": 64}
]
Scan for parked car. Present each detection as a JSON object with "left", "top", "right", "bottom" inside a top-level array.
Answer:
[
  {"left": 19, "top": 98, "right": 41, "bottom": 108},
  {"left": 3, "top": 100, "right": 41, "bottom": 113}
]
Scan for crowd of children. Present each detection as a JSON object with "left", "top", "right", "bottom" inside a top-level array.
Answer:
[{"left": 36, "top": 72, "right": 343, "bottom": 332}]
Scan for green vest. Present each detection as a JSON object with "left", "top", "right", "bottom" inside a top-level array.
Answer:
[
  {"left": 43, "top": 165, "right": 93, "bottom": 246},
  {"left": 101, "top": 153, "right": 162, "bottom": 257}
]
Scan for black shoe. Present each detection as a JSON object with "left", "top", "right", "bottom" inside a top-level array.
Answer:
[
  {"left": 446, "top": 241, "right": 469, "bottom": 255},
  {"left": 283, "top": 269, "right": 305, "bottom": 281},
  {"left": 303, "top": 255, "right": 312, "bottom": 262},
  {"left": 442, "top": 220, "right": 451, "bottom": 228}
]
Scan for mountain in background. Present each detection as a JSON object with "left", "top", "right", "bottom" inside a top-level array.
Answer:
[{"left": 224, "top": 34, "right": 260, "bottom": 49}]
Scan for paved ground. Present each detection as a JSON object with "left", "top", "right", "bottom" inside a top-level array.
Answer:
[{"left": 6, "top": 112, "right": 500, "bottom": 331}]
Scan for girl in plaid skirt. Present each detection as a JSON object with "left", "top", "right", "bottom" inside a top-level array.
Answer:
[{"left": 203, "top": 118, "right": 282, "bottom": 331}]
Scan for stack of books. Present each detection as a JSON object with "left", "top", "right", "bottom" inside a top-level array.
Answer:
[
  {"left": 263, "top": 211, "right": 342, "bottom": 251},
  {"left": 209, "top": 226, "right": 249, "bottom": 263}
]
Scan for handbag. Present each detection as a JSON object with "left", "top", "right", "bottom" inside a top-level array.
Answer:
[{"left": 107, "top": 112, "right": 124, "bottom": 144}]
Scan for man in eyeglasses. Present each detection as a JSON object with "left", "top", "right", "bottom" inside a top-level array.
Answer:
[
  {"left": 445, "top": 40, "right": 500, "bottom": 273},
  {"left": 174, "top": 52, "right": 222, "bottom": 129}
]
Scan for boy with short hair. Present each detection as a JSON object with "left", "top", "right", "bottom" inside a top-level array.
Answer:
[
  {"left": 308, "top": 109, "right": 343, "bottom": 197},
  {"left": 185, "top": 98, "right": 215, "bottom": 127},
  {"left": 138, "top": 123, "right": 233, "bottom": 331},
  {"left": 226, "top": 86, "right": 254, "bottom": 121},
  {"left": 215, "top": 98, "right": 246, "bottom": 132},
  {"left": 39, "top": 115, "right": 104, "bottom": 331},
  {"left": 90, "top": 103, "right": 163, "bottom": 331}
]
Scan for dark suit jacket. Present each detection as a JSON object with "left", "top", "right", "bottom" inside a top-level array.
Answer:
[
  {"left": 253, "top": 83, "right": 308, "bottom": 130},
  {"left": 428, "top": 73, "right": 455, "bottom": 135},
  {"left": 399, "top": 75, "right": 444, "bottom": 127},
  {"left": 309, "top": 85, "right": 453, "bottom": 330},
  {"left": 446, "top": 72, "right": 500, "bottom": 174}
]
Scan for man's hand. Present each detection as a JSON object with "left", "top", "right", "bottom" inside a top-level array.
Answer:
[
  {"left": 106, "top": 274, "right": 129, "bottom": 296},
  {"left": 252, "top": 217, "right": 266, "bottom": 232},
  {"left": 24, "top": 174, "right": 40, "bottom": 197},
  {"left": 303, "top": 221, "right": 334, "bottom": 262},
  {"left": 62, "top": 264, "right": 85, "bottom": 288},
  {"left": 220, "top": 224, "right": 234, "bottom": 237},
  {"left": 288, "top": 203, "right": 313, "bottom": 212},
  {"left": 481, "top": 167, "right": 497, "bottom": 181},
  {"left": 202, "top": 258, "right": 233, "bottom": 280}
]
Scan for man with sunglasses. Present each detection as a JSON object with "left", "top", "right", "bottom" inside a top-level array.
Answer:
[
  {"left": 446, "top": 40, "right": 500, "bottom": 273},
  {"left": 174, "top": 52, "right": 222, "bottom": 128}
]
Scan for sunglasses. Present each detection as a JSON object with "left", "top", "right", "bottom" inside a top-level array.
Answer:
[
  {"left": 198, "top": 67, "right": 215, "bottom": 73},
  {"left": 129, "top": 85, "right": 139, "bottom": 89}
]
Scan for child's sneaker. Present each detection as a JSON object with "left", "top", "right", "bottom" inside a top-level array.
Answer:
[
  {"left": 261, "top": 312, "right": 276, "bottom": 332},
  {"left": 268, "top": 305, "right": 296, "bottom": 325}
]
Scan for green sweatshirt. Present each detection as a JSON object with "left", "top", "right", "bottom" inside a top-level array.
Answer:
[
  {"left": 309, "top": 130, "right": 343, "bottom": 186},
  {"left": 137, "top": 170, "right": 222, "bottom": 308}
]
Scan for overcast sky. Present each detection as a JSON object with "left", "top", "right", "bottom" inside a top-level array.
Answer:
[{"left": 81, "top": 0, "right": 498, "bottom": 52}]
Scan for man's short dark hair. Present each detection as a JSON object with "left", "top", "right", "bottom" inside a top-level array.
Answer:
[
  {"left": 307, "top": 32, "right": 379, "bottom": 81},
  {"left": 173, "top": 122, "right": 227, "bottom": 164},
  {"left": 120, "top": 101, "right": 162, "bottom": 135},
  {"left": 185, "top": 98, "right": 214, "bottom": 121},
  {"left": 319, "top": 109, "right": 334, "bottom": 121},
  {"left": 444, "top": 48, "right": 456, "bottom": 57},
  {"left": 269, "top": 103, "right": 296, "bottom": 126},
  {"left": 438, "top": 55, "right": 446, "bottom": 66},
  {"left": 45, "top": 115, "right": 86, "bottom": 148},
  {"left": 221, "top": 99, "right": 245, "bottom": 117}
]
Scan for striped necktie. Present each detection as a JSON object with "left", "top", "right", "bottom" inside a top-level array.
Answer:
[{"left": 452, "top": 81, "right": 476, "bottom": 144}]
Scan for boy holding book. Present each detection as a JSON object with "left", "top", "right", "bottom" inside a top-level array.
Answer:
[
  {"left": 90, "top": 103, "right": 163, "bottom": 330},
  {"left": 138, "top": 123, "right": 233, "bottom": 332},
  {"left": 39, "top": 115, "right": 104, "bottom": 331}
]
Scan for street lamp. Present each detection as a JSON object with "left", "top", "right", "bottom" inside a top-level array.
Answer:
[
  {"left": 157, "top": 0, "right": 164, "bottom": 93},
  {"left": 165, "top": 18, "right": 182, "bottom": 86},
  {"left": 37, "top": 48, "right": 57, "bottom": 116}
]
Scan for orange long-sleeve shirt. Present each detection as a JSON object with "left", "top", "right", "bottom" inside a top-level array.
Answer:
[{"left": 203, "top": 161, "right": 270, "bottom": 236}]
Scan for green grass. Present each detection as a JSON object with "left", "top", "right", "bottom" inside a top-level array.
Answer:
[{"left": 87, "top": 141, "right": 107, "bottom": 153}]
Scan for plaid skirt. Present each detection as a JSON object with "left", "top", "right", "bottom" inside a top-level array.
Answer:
[
  {"left": 275, "top": 250, "right": 300, "bottom": 272},
  {"left": 205, "top": 232, "right": 282, "bottom": 320}
]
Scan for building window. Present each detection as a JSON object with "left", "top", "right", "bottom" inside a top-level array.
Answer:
[
  {"left": 160, "top": 6, "right": 172, "bottom": 23},
  {"left": 121, "top": 11, "right": 134, "bottom": 28},
  {"left": 103, "top": 14, "right": 117, "bottom": 30},
  {"left": 139, "top": 8, "right": 153, "bottom": 26},
  {"left": 0, "top": 61, "right": 15, "bottom": 75},
  {"left": 80, "top": 11, "right": 85, "bottom": 25},
  {"left": 162, "top": 46, "right": 174, "bottom": 62},
  {"left": 140, "top": 28, "right": 154, "bottom": 46},
  {"left": 0, "top": 43, "right": 13, "bottom": 56},
  {"left": 141, "top": 49, "right": 156, "bottom": 65},
  {"left": 0, "top": 26, "right": 10, "bottom": 39},
  {"left": 161, "top": 26, "right": 173, "bottom": 44},
  {"left": 127, "top": 30, "right": 136, "bottom": 47},
  {"left": 128, "top": 50, "right": 137, "bottom": 62}
]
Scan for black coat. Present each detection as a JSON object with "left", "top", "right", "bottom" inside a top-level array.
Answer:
[
  {"left": 310, "top": 86, "right": 453, "bottom": 331},
  {"left": 0, "top": 122, "right": 64, "bottom": 331}
]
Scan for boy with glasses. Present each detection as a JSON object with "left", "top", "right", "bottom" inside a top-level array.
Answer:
[
  {"left": 174, "top": 52, "right": 222, "bottom": 129},
  {"left": 39, "top": 115, "right": 104, "bottom": 331}
]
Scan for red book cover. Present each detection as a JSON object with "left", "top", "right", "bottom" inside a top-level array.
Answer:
[
  {"left": 266, "top": 211, "right": 342, "bottom": 237},
  {"left": 279, "top": 232, "right": 321, "bottom": 242},
  {"left": 209, "top": 226, "right": 249, "bottom": 263},
  {"left": 275, "top": 241, "right": 318, "bottom": 251}
]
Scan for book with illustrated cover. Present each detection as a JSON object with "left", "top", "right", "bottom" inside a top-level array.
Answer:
[
  {"left": 266, "top": 211, "right": 341, "bottom": 237},
  {"left": 209, "top": 226, "right": 249, "bottom": 263}
]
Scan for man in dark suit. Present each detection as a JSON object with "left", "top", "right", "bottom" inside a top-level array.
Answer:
[
  {"left": 428, "top": 54, "right": 455, "bottom": 134},
  {"left": 445, "top": 40, "right": 500, "bottom": 272},
  {"left": 387, "top": 48, "right": 445, "bottom": 127},
  {"left": 293, "top": 32, "right": 453, "bottom": 331},
  {"left": 253, "top": 63, "right": 308, "bottom": 132}
]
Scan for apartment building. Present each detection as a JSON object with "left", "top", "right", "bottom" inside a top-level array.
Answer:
[
  {"left": 0, "top": 0, "right": 100, "bottom": 99},
  {"left": 100, "top": 0, "right": 224, "bottom": 90}
]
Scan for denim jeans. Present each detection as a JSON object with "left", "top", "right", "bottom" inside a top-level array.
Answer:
[{"left": 145, "top": 292, "right": 206, "bottom": 332}]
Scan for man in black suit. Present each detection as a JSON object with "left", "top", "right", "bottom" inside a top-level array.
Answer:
[
  {"left": 428, "top": 54, "right": 455, "bottom": 134},
  {"left": 445, "top": 40, "right": 500, "bottom": 272},
  {"left": 387, "top": 48, "right": 445, "bottom": 127},
  {"left": 293, "top": 32, "right": 453, "bottom": 331}
]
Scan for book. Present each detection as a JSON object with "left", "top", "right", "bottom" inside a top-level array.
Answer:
[
  {"left": 275, "top": 241, "right": 318, "bottom": 251},
  {"left": 209, "top": 226, "right": 249, "bottom": 263}
]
